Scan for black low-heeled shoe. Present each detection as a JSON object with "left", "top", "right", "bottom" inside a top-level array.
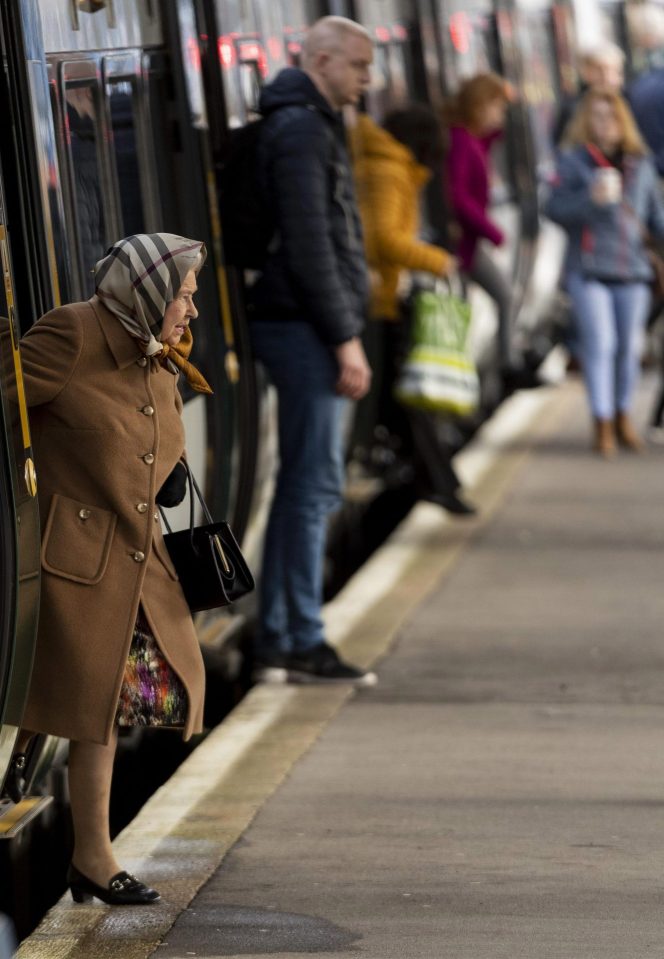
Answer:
[
  {"left": 3, "top": 753, "right": 27, "bottom": 804},
  {"left": 67, "top": 864, "right": 161, "bottom": 905}
]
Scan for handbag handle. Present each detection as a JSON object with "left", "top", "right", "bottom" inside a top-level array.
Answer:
[{"left": 158, "top": 460, "right": 231, "bottom": 574}]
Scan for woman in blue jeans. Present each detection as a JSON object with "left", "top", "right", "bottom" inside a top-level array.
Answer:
[{"left": 546, "top": 87, "right": 664, "bottom": 456}]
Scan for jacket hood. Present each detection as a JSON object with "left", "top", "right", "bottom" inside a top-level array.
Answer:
[
  {"left": 353, "top": 114, "right": 431, "bottom": 185},
  {"left": 259, "top": 67, "right": 336, "bottom": 119}
]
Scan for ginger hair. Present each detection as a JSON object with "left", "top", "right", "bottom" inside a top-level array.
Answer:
[{"left": 442, "top": 72, "right": 509, "bottom": 134}]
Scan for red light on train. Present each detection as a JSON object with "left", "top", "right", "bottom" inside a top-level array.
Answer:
[
  {"left": 240, "top": 40, "right": 268, "bottom": 79},
  {"left": 267, "top": 36, "right": 283, "bottom": 61},
  {"left": 392, "top": 24, "right": 408, "bottom": 41},
  {"left": 218, "top": 35, "right": 236, "bottom": 69},
  {"left": 375, "top": 25, "right": 391, "bottom": 43},
  {"left": 186, "top": 36, "right": 201, "bottom": 72},
  {"left": 449, "top": 12, "right": 471, "bottom": 55},
  {"left": 288, "top": 40, "right": 302, "bottom": 55}
]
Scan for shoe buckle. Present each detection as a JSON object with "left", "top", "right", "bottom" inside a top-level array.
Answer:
[{"left": 111, "top": 874, "right": 135, "bottom": 892}]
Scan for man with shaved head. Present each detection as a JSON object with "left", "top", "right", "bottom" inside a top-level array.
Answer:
[{"left": 248, "top": 17, "right": 377, "bottom": 686}]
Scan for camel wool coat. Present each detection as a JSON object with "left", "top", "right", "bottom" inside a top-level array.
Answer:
[{"left": 19, "top": 296, "right": 206, "bottom": 745}]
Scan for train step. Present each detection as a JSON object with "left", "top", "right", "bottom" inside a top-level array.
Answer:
[{"left": 0, "top": 796, "right": 53, "bottom": 840}]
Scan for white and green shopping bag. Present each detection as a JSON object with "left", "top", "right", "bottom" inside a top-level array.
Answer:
[{"left": 394, "top": 284, "right": 479, "bottom": 417}]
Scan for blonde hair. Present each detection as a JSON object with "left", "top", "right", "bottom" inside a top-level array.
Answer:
[
  {"left": 564, "top": 87, "right": 648, "bottom": 155},
  {"left": 301, "top": 16, "right": 371, "bottom": 68},
  {"left": 577, "top": 41, "right": 625, "bottom": 71},
  {"left": 627, "top": 3, "right": 664, "bottom": 50},
  {"left": 442, "top": 72, "right": 509, "bottom": 134}
]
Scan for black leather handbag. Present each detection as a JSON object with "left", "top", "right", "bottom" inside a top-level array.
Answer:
[{"left": 159, "top": 461, "right": 254, "bottom": 611}]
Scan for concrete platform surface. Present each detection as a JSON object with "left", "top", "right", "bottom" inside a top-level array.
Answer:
[{"left": 156, "top": 378, "right": 664, "bottom": 959}]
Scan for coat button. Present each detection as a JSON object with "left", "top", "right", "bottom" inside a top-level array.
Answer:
[
  {"left": 133, "top": 551, "right": 145, "bottom": 563},
  {"left": 136, "top": 503, "right": 148, "bottom": 513},
  {"left": 154, "top": 511, "right": 159, "bottom": 521},
  {"left": 143, "top": 453, "right": 155, "bottom": 464},
  {"left": 141, "top": 405, "right": 155, "bottom": 416},
  {"left": 137, "top": 356, "right": 148, "bottom": 367},
  {"left": 78, "top": 508, "right": 91, "bottom": 520}
]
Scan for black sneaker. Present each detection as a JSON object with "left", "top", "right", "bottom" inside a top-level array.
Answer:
[
  {"left": 287, "top": 644, "right": 377, "bottom": 687},
  {"left": 252, "top": 650, "right": 290, "bottom": 684},
  {"left": 421, "top": 491, "right": 477, "bottom": 516}
]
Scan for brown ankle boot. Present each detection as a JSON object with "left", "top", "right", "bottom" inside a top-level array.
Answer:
[
  {"left": 593, "top": 418, "right": 616, "bottom": 458},
  {"left": 615, "top": 412, "right": 645, "bottom": 452}
]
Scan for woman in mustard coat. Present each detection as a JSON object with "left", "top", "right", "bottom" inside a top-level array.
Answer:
[
  {"left": 353, "top": 106, "right": 472, "bottom": 514},
  {"left": 6, "top": 234, "right": 210, "bottom": 905}
]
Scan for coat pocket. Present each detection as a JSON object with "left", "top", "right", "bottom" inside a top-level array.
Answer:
[{"left": 41, "top": 494, "right": 117, "bottom": 585}]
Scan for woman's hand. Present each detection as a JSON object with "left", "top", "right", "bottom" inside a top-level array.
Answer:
[
  {"left": 442, "top": 255, "right": 460, "bottom": 276},
  {"left": 156, "top": 461, "right": 188, "bottom": 508},
  {"left": 591, "top": 169, "right": 621, "bottom": 206}
]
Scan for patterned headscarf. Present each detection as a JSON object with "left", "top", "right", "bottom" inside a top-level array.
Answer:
[{"left": 94, "top": 233, "right": 212, "bottom": 394}]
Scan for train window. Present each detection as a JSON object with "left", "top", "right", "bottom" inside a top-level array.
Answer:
[
  {"left": 107, "top": 80, "right": 146, "bottom": 237},
  {"left": 441, "top": 6, "right": 499, "bottom": 88},
  {"left": 387, "top": 42, "right": 410, "bottom": 104},
  {"left": 516, "top": 9, "right": 558, "bottom": 180},
  {"left": 176, "top": 2, "right": 207, "bottom": 129},
  {"left": 280, "top": 0, "right": 323, "bottom": 27},
  {"left": 143, "top": 52, "right": 184, "bottom": 232},
  {"left": 61, "top": 68, "right": 107, "bottom": 298},
  {"left": 366, "top": 44, "right": 391, "bottom": 119}
]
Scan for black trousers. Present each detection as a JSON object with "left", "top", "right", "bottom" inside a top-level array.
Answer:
[{"left": 374, "top": 317, "right": 461, "bottom": 498}]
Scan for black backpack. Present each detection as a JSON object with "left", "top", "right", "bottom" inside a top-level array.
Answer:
[{"left": 217, "top": 119, "right": 274, "bottom": 270}]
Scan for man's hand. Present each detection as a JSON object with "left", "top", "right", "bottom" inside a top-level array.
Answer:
[{"left": 334, "top": 337, "right": 372, "bottom": 401}]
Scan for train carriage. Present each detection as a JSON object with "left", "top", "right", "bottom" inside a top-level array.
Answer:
[{"left": 0, "top": 0, "right": 628, "bottom": 933}]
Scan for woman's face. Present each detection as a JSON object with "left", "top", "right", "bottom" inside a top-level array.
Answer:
[
  {"left": 478, "top": 97, "right": 507, "bottom": 135},
  {"left": 588, "top": 99, "right": 622, "bottom": 151},
  {"left": 161, "top": 269, "right": 199, "bottom": 348}
]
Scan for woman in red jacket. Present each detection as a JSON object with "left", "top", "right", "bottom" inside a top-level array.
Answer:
[{"left": 445, "top": 73, "right": 536, "bottom": 392}]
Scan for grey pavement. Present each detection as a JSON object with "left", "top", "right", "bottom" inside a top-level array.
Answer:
[{"left": 157, "top": 378, "right": 664, "bottom": 958}]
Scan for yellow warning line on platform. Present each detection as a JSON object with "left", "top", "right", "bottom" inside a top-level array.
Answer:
[{"left": 16, "top": 379, "right": 578, "bottom": 959}]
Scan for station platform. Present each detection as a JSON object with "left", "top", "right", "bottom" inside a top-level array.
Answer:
[{"left": 17, "top": 371, "right": 664, "bottom": 959}]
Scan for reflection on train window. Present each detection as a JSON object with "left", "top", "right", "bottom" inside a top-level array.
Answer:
[
  {"left": 240, "top": 63, "right": 261, "bottom": 114},
  {"left": 387, "top": 43, "right": 410, "bottom": 105},
  {"left": 108, "top": 81, "right": 145, "bottom": 236},
  {"left": 144, "top": 53, "right": 182, "bottom": 232},
  {"left": 367, "top": 45, "right": 391, "bottom": 119},
  {"left": 443, "top": 8, "right": 498, "bottom": 87},
  {"left": 517, "top": 11, "right": 557, "bottom": 179},
  {"left": 64, "top": 82, "right": 106, "bottom": 297},
  {"left": 176, "top": 2, "right": 207, "bottom": 129}
]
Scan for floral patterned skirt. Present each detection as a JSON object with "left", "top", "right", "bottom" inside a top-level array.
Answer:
[{"left": 115, "top": 607, "right": 187, "bottom": 728}]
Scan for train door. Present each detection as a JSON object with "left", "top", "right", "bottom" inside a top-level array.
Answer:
[
  {"left": 0, "top": 28, "right": 41, "bottom": 814},
  {"left": 500, "top": 0, "right": 569, "bottom": 348}
]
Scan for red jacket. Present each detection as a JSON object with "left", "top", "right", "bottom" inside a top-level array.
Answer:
[{"left": 446, "top": 126, "right": 504, "bottom": 270}]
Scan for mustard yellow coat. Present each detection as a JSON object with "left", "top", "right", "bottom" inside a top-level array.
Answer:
[
  {"left": 352, "top": 115, "right": 452, "bottom": 320},
  {"left": 19, "top": 297, "right": 206, "bottom": 745}
]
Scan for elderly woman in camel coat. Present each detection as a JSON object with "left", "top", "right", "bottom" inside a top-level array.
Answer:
[{"left": 6, "top": 233, "right": 210, "bottom": 906}]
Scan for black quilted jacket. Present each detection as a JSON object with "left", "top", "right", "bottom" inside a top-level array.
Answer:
[{"left": 249, "top": 68, "right": 368, "bottom": 345}]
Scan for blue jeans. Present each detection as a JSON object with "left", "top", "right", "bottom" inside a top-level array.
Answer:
[
  {"left": 250, "top": 321, "right": 347, "bottom": 656},
  {"left": 566, "top": 274, "right": 651, "bottom": 419}
]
